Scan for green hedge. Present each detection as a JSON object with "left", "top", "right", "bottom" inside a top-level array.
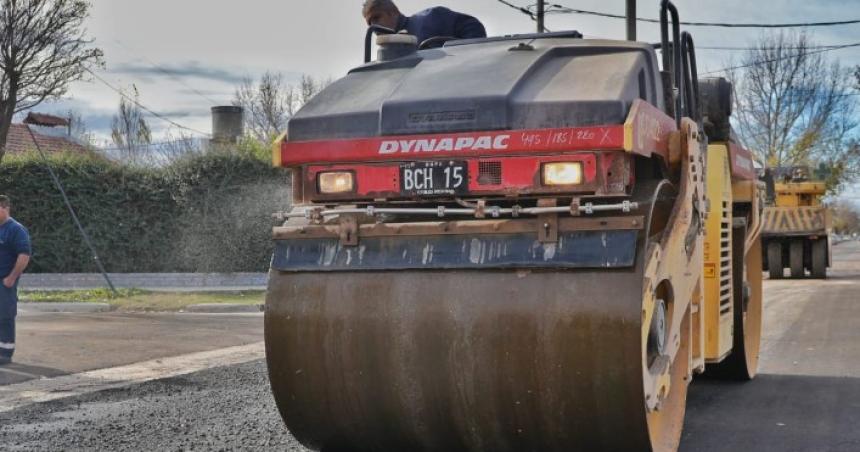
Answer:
[{"left": 0, "top": 148, "right": 290, "bottom": 273}]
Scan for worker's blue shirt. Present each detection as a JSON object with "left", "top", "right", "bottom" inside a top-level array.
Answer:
[
  {"left": 397, "top": 7, "right": 487, "bottom": 46},
  {"left": 0, "top": 218, "right": 29, "bottom": 319},
  {"left": 0, "top": 218, "right": 31, "bottom": 279}
]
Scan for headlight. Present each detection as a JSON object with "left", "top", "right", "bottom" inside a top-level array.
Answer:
[
  {"left": 543, "top": 162, "right": 583, "bottom": 186},
  {"left": 318, "top": 171, "right": 355, "bottom": 194}
]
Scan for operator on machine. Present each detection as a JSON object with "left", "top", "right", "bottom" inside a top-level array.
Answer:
[{"left": 362, "top": 0, "right": 487, "bottom": 47}]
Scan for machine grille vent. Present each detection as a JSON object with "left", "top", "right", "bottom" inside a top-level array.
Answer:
[
  {"left": 478, "top": 161, "right": 503, "bottom": 185},
  {"left": 719, "top": 202, "right": 733, "bottom": 316}
]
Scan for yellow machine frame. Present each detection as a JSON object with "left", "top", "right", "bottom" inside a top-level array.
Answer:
[
  {"left": 700, "top": 142, "right": 763, "bottom": 365},
  {"left": 773, "top": 181, "right": 826, "bottom": 207}
]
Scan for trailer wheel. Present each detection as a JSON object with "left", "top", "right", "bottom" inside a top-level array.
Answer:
[
  {"left": 789, "top": 240, "right": 805, "bottom": 279},
  {"left": 767, "top": 242, "right": 783, "bottom": 279},
  {"left": 811, "top": 239, "right": 828, "bottom": 279}
]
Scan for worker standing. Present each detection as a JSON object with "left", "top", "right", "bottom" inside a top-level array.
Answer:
[
  {"left": 362, "top": 0, "right": 487, "bottom": 47},
  {"left": 0, "top": 195, "right": 31, "bottom": 365}
]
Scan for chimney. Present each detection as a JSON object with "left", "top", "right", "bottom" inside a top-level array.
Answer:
[{"left": 211, "top": 106, "right": 244, "bottom": 144}]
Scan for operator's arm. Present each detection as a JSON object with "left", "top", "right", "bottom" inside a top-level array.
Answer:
[
  {"left": 2, "top": 227, "right": 31, "bottom": 288},
  {"left": 454, "top": 12, "right": 487, "bottom": 39},
  {"left": 4, "top": 254, "right": 30, "bottom": 287}
]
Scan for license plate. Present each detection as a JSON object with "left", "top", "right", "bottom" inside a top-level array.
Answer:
[{"left": 400, "top": 161, "right": 468, "bottom": 196}]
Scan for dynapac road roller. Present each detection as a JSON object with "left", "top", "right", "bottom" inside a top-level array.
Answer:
[{"left": 265, "top": 2, "right": 764, "bottom": 450}]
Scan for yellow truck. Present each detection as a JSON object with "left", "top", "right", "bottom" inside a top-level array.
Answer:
[{"left": 762, "top": 167, "right": 832, "bottom": 279}]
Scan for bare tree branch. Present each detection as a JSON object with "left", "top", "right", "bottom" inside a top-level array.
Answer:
[
  {"left": 0, "top": 0, "right": 103, "bottom": 163},
  {"left": 66, "top": 108, "right": 92, "bottom": 145},
  {"left": 232, "top": 72, "right": 329, "bottom": 144},
  {"left": 111, "top": 85, "right": 152, "bottom": 165},
  {"left": 732, "top": 31, "right": 859, "bottom": 192}
]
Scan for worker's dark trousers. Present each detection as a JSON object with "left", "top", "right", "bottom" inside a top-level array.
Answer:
[
  {"left": 0, "top": 283, "right": 17, "bottom": 361},
  {"left": 0, "top": 318, "right": 13, "bottom": 360}
]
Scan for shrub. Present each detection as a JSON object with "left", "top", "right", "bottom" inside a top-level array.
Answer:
[{"left": 0, "top": 148, "right": 290, "bottom": 273}]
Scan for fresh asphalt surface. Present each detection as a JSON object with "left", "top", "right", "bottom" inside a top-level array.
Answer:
[
  {"left": 0, "top": 311, "right": 263, "bottom": 386},
  {"left": 3, "top": 243, "right": 860, "bottom": 451}
]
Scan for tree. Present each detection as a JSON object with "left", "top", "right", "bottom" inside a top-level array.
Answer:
[
  {"left": 299, "top": 74, "right": 326, "bottom": 107},
  {"left": 232, "top": 73, "right": 329, "bottom": 143},
  {"left": 731, "top": 32, "right": 859, "bottom": 192},
  {"left": 111, "top": 85, "right": 152, "bottom": 165},
  {"left": 67, "top": 109, "right": 92, "bottom": 145},
  {"left": 233, "top": 72, "right": 292, "bottom": 144},
  {"left": 0, "top": 0, "right": 104, "bottom": 163},
  {"left": 832, "top": 200, "right": 860, "bottom": 235}
]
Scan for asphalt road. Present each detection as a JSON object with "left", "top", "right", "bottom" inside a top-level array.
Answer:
[
  {"left": 682, "top": 240, "right": 860, "bottom": 452},
  {"left": 2, "top": 242, "right": 860, "bottom": 451},
  {"left": 1, "top": 311, "right": 263, "bottom": 386}
]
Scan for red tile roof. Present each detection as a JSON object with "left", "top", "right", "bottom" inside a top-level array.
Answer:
[
  {"left": 23, "top": 112, "right": 70, "bottom": 128},
  {"left": 5, "top": 124, "right": 91, "bottom": 155}
]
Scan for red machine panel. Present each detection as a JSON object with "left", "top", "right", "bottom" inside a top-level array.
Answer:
[
  {"left": 282, "top": 126, "right": 625, "bottom": 166},
  {"left": 728, "top": 142, "right": 756, "bottom": 181},
  {"left": 305, "top": 152, "right": 632, "bottom": 201}
]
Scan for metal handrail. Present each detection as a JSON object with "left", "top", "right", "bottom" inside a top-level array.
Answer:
[{"left": 364, "top": 24, "right": 397, "bottom": 63}]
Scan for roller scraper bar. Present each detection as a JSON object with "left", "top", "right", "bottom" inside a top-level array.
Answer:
[{"left": 273, "top": 201, "right": 637, "bottom": 222}]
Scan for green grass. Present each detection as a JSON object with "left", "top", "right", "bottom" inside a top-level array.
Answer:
[
  {"left": 21, "top": 288, "right": 147, "bottom": 303},
  {"left": 19, "top": 289, "right": 265, "bottom": 312}
]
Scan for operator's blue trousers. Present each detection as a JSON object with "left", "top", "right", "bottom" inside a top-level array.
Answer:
[
  {"left": 0, "top": 318, "right": 14, "bottom": 360},
  {"left": 0, "top": 283, "right": 17, "bottom": 360}
]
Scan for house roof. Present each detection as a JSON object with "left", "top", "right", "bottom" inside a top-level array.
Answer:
[
  {"left": 5, "top": 123, "right": 91, "bottom": 155},
  {"left": 23, "top": 112, "right": 70, "bottom": 128}
]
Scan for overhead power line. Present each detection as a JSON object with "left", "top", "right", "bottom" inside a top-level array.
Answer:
[
  {"left": 85, "top": 67, "right": 211, "bottom": 137},
  {"left": 96, "top": 136, "right": 202, "bottom": 153},
  {"left": 539, "top": 3, "right": 860, "bottom": 28},
  {"left": 702, "top": 41, "right": 860, "bottom": 75},
  {"left": 111, "top": 39, "right": 220, "bottom": 105},
  {"left": 699, "top": 44, "right": 847, "bottom": 51},
  {"left": 498, "top": 0, "right": 536, "bottom": 20},
  {"left": 496, "top": 0, "right": 553, "bottom": 32},
  {"left": 575, "top": 35, "right": 859, "bottom": 52},
  {"left": 496, "top": 2, "right": 860, "bottom": 84}
]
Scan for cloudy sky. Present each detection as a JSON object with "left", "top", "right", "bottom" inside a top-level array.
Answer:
[{"left": 28, "top": 0, "right": 860, "bottom": 150}]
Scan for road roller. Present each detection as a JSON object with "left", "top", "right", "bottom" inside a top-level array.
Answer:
[
  {"left": 760, "top": 166, "right": 832, "bottom": 279},
  {"left": 265, "top": 2, "right": 764, "bottom": 450}
]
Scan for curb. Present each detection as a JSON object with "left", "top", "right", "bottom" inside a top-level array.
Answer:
[
  {"left": 19, "top": 273, "right": 268, "bottom": 292},
  {"left": 18, "top": 302, "right": 114, "bottom": 314},
  {"left": 183, "top": 304, "right": 264, "bottom": 314}
]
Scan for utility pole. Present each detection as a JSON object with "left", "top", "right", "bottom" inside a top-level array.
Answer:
[
  {"left": 537, "top": 0, "right": 545, "bottom": 33},
  {"left": 626, "top": 0, "right": 637, "bottom": 41}
]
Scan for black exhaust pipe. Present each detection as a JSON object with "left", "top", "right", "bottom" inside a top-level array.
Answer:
[
  {"left": 537, "top": 0, "right": 545, "bottom": 33},
  {"left": 627, "top": 0, "right": 636, "bottom": 41}
]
